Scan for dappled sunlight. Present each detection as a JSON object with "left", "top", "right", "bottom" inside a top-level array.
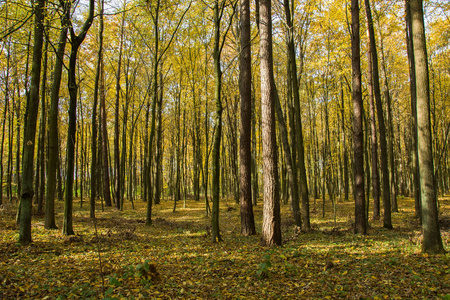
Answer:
[{"left": 1, "top": 195, "right": 449, "bottom": 298}]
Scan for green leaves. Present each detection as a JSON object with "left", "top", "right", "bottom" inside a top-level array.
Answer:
[{"left": 257, "top": 254, "right": 272, "bottom": 279}]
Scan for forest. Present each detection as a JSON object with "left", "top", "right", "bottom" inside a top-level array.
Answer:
[{"left": 0, "top": 0, "right": 449, "bottom": 298}]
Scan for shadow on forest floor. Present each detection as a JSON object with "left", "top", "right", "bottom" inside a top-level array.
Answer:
[{"left": 1, "top": 195, "right": 449, "bottom": 299}]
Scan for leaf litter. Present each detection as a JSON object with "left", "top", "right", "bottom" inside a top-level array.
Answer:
[{"left": 0, "top": 196, "right": 449, "bottom": 299}]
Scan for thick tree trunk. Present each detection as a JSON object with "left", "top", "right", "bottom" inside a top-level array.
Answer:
[
  {"left": 260, "top": 0, "right": 281, "bottom": 247},
  {"left": 239, "top": 0, "right": 256, "bottom": 235},
  {"left": 351, "top": 0, "right": 366, "bottom": 235},
  {"left": 18, "top": 0, "right": 46, "bottom": 244},
  {"left": 410, "top": 0, "right": 445, "bottom": 254}
]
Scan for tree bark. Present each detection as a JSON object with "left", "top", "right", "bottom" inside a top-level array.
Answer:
[
  {"left": 90, "top": 0, "right": 104, "bottom": 219},
  {"left": 364, "top": 0, "right": 380, "bottom": 220},
  {"left": 378, "top": 32, "right": 398, "bottom": 213},
  {"left": 260, "top": 0, "right": 281, "bottom": 247},
  {"left": 18, "top": 0, "right": 46, "bottom": 244},
  {"left": 63, "top": 0, "right": 95, "bottom": 236},
  {"left": 100, "top": 49, "right": 112, "bottom": 207},
  {"left": 274, "top": 86, "right": 300, "bottom": 227},
  {"left": 351, "top": 0, "right": 366, "bottom": 235},
  {"left": 36, "top": 27, "right": 48, "bottom": 216},
  {"left": 405, "top": 0, "right": 421, "bottom": 220},
  {"left": 284, "top": 0, "right": 310, "bottom": 231},
  {"left": 239, "top": 0, "right": 256, "bottom": 236},
  {"left": 283, "top": 0, "right": 302, "bottom": 229},
  {"left": 211, "top": 0, "right": 223, "bottom": 242},
  {"left": 410, "top": 0, "right": 445, "bottom": 254},
  {"left": 365, "top": 0, "right": 392, "bottom": 229},
  {"left": 114, "top": 3, "right": 126, "bottom": 210},
  {"left": 154, "top": 71, "right": 164, "bottom": 205}
]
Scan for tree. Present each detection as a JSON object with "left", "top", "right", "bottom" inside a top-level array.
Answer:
[
  {"left": 365, "top": 0, "right": 392, "bottom": 229},
  {"left": 211, "top": 0, "right": 237, "bottom": 242},
  {"left": 404, "top": 0, "right": 421, "bottom": 220},
  {"left": 284, "top": 0, "right": 309, "bottom": 231},
  {"left": 351, "top": 0, "right": 366, "bottom": 235},
  {"left": 260, "top": 0, "right": 281, "bottom": 247},
  {"left": 364, "top": 0, "right": 380, "bottom": 220},
  {"left": 63, "top": 0, "right": 95, "bottom": 236},
  {"left": 239, "top": 0, "right": 256, "bottom": 236},
  {"left": 45, "top": 0, "right": 70, "bottom": 230},
  {"left": 144, "top": 0, "right": 192, "bottom": 226},
  {"left": 410, "top": 0, "right": 445, "bottom": 254},
  {"left": 114, "top": 1, "right": 126, "bottom": 211},
  {"left": 90, "top": 0, "right": 106, "bottom": 218},
  {"left": 99, "top": 32, "right": 112, "bottom": 208},
  {"left": 18, "top": 0, "right": 46, "bottom": 244}
]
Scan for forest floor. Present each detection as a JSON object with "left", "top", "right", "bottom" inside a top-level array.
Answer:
[{"left": 1, "top": 194, "right": 449, "bottom": 299}]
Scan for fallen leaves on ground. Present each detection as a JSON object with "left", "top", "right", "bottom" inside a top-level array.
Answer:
[{"left": 0, "top": 196, "right": 449, "bottom": 299}]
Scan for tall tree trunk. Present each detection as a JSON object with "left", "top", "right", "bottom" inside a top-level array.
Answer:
[
  {"left": 364, "top": 0, "right": 380, "bottom": 220},
  {"left": 378, "top": 32, "right": 398, "bottom": 213},
  {"left": 114, "top": 3, "right": 126, "bottom": 210},
  {"left": 351, "top": 0, "right": 366, "bottom": 235},
  {"left": 100, "top": 51, "right": 111, "bottom": 207},
  {"left": 154, "top": 72, "right": 164, "bottom": 205},
  {"left": 120, "top": 58, "right": 131, "bottom": 210},
  {"left": 63, "top": 0, "right": 95, "bottom": 236},
  {"left": 251, "top": 90, "right": 258, "bottom": 206},
  {"left": 14, "top": 59, "right": 22, "bottom": 203},
  {"left": 90, "top": 0, "right": 104, "bottom": 218},
  {"left": 282, "top": 0, "right": 302, "bottom": 229},
  {"left": 210, "top": 0, "right": 236, "bottom": 242},
  {"left": 211, "top": 0, "right": 223, "bottom": 242},
  {"left": 365, "top": 0, "right": 392, "bottom": 229},
  {"left": 410, "top": 0, "right": 445, "bottom": 254},
  {"left": 284, "top": 0, "right": 310, "bottom": 231},
  {"left": 338, "top": 82, "right": 349, "bottom": 202},
  {"left": 174, "top": 84, "right": 181, "bottom": 212},
  {"left": 146, "top": 0, "right": 174, "bottom": 226},
  {"left": 405, "top": 0, "right": 421, "bottom": 220},
  {"left": 18, "top": 0, "right": 46, "bottom": 244},
  {"left": 36, "top": 28, "right": 48, "bottom": 215},
  {"left": 260, "top": 0, "right": 281, "bottom": 247},
  {"left": 274, "top": 86, "right": 300, "bottom": 227},
  {"left": 340, "top": 82, "right": 349, "bottom": 202},
  {"left": 204, "top": 76, "right": 211, "bottom": 215},
  {"left": 0, "top": 34, "right": 12, "bottom": 207}
]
